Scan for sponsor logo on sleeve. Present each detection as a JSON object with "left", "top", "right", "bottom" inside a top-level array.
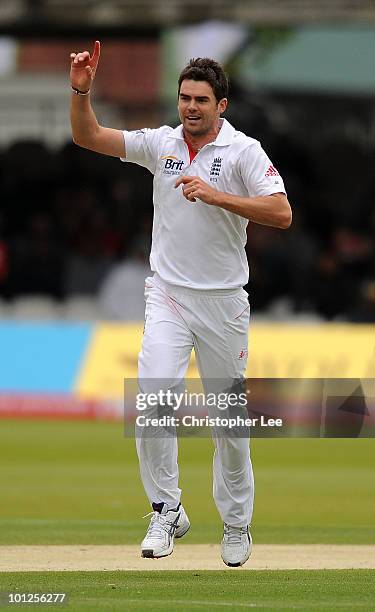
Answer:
[{"left": 265, "top": 165, "right": 279, "bottom": 177}]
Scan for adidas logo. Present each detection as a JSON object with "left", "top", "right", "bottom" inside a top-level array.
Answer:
[{"left": 265, "top": 165, "right": 279, "bottom": 177}]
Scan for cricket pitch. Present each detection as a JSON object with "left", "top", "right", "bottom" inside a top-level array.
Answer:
[{"left": 1, "top": 545, "right": 374, "bottom": 571}]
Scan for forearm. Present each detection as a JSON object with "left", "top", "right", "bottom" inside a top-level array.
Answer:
[
  {"left": 213, "top": 191, "right": 292, "bottom": 229},
  {"left": 70, "top": 93, "right": 100, "bottom": 149}
]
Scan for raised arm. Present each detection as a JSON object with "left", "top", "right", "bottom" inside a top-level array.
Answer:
[{"left": 70, "top": 41, "right": 126, "bottom": 158}]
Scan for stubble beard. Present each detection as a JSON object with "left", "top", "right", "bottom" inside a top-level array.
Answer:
[
  {"left": 185, "top": 126, "right": 206, "bottom": 138},
  {"left": 183, "top": 118, "right": 212, "bottom": 138}
]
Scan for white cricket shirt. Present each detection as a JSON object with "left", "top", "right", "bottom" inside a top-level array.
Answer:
[{"left": 121, "top": 118, "right": 286, "bottom": 289}]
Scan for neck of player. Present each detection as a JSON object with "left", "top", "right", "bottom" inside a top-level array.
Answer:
[{"left": 183, "top": 119, "right": 223, "bottom": 152}]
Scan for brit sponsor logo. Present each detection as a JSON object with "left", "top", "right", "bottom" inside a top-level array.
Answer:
[
  {"left": 162, "top": 155, "right": 184, "bottom": 175},
  {"left": 238, "top": 349, "right": 248, "bottom": 360}
]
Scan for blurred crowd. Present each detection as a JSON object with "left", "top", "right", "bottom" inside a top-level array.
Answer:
[
  {"left": 0, "top": 141, "right": 152, "bottom": 312},
  {"left": 243, "top": 131, "right": 375, "bottom": 322},
  {"left": 0, "top": 104, "right": 374, "bottom": 321}
]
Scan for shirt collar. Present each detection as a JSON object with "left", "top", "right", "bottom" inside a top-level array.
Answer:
[{"left": 169, "top": 118, "right": 235, "bottom": 147}]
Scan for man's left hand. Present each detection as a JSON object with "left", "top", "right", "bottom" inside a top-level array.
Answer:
[{"left": 175, "top": 176, "right": 218, "bottom": 205}]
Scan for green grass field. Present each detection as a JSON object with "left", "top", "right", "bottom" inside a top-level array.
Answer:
[
  {"left": 1, "top": 570, "right": 375, "bottom": 610},
  {"left": 0, "top": 419, "right": 374, "bottom": 610},
  {"left": 0, "top": 420, "right": 374, "bottom": 545}
]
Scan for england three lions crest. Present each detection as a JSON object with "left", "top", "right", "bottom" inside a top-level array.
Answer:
[{"left": 210, "top": 157, "right": 222, "bottom": 182}]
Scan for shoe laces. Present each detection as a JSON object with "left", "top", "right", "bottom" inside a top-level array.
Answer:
[
  {"left": 223, "top": 523, "right": 248, "bottom": 545},
  {"left": 143, "top": 511, "right": 179, "bottom": 540}
]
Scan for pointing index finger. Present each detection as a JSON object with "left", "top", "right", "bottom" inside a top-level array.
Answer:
[{"left": 90, "top": 40, "right": 101, "bottom": 67}]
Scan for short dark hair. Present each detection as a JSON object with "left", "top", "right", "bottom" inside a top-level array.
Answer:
[{"left": 178, "top": 58, "right": 229, "bottom": 103}]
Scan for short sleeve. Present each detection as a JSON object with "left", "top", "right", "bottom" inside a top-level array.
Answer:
[
  {"left": 239, "top": 143, "right": 286, "bottom": 197},
  {"left": 120, "top": 128, "right": 161, "bottom": 174}
]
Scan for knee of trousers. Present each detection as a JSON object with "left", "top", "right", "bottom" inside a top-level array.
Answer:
[
  {"left": 138, "top": 376, "right": 186, "bottom": 395},
  {"left": 214, "top": 435, "right": 250, "bottom": 464}
]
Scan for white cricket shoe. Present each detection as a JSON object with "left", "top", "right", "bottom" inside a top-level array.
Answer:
[
  {"left": 221, "top": 523, "right": 252, "bottom": 567},
  {"left": 141, "top": 503, "right": 190, "bottom": 558}
]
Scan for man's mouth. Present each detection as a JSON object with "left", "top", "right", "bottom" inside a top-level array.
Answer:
[{"left": 186, "top": 116, "right": 201, "bottom": 122}]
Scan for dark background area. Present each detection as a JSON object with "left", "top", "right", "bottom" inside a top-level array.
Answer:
[
  {"left": 0, "top": 10, "right": 374, "bottom": 321},
  {"left": 1, "top": 87, "right": 374, "bottom": 321}
]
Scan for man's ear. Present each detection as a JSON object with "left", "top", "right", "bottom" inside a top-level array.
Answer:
[{"left": 218, "top": 98, "right": 228, "bottom": 114}]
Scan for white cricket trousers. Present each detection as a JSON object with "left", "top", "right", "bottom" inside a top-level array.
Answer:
[{"left": 136, "top": 273, "right": 254, "bottom": 528}]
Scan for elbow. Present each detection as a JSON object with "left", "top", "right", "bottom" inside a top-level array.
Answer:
[
  {"left": 72, "top": 134, "right": 88, "bottom": 149},
  {"left": 278, "top": 203, "right": 292, "bottom": 229},
  {"left": 72, "top": 133, "right": 82, "bottom": 147},
  {"left": 268, "top": 194, "right": 292, "bottom": 229},
  {"left": 279, "top": 211, "right": 292, "bottom": 229},
  {"left": 71, "top": 126, "right": 100, "bottom": 150}
]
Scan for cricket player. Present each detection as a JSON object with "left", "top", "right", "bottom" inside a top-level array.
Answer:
[{"left": 70, "top": 41, "right": 292, "bottom": 567}]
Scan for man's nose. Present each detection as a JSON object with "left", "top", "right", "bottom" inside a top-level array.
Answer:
[{"left": 188, "top": 99, "right": 198, "bottom": 111}]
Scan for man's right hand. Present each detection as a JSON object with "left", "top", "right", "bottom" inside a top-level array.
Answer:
[
  {"left": 70, "top": 39, "right": 125, "bottom": 158},
  {"left": 70, "top": 40, "right": 101, "bottom": 92}
]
